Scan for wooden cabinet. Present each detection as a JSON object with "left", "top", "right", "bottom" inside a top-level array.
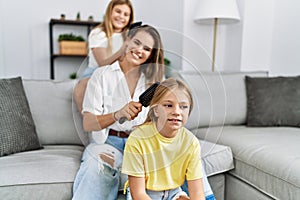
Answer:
[{"left": 49, "top": 19, "right": 101, "bottom": 79}]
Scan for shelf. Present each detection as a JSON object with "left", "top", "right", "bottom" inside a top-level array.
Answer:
[
  {"left": 49, "top": 18, "right": 101, "bottom": 79},
  {"left": 50, "top": 19, "right": 101, "bottom": 27},
  {"left": 51, "top": 54, "right": 88, "bottom": 58}
]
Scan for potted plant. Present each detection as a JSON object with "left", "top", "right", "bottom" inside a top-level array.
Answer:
[
  {"left": 76, "top": 12, "right": 81, "bottom": 21},
  {"left": 60, "top": 14, "right": 66, "bottom": 20},
  {"left": 58, "top": 33, "right": 87, "bottom": 55},
  {"left": 164, "top": 58, "right": 172, "bottom": 78},
  {"left": 69, "top": 72, "right": 77, "bottom": 79},
  {"left": 88, "top": 15, "right": 94, "bottom": 22}
]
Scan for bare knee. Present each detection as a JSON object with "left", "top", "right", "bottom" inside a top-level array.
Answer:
[{"left": 99, "top": 153, "right": 115, "bottom": 168}]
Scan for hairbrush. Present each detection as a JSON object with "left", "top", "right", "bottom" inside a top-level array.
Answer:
[
  {"left": 128, "top": 21, "right": 142, "bottom": 36},
  {"left": 119, "top": 82, "right": 160, "bottom": 124}
]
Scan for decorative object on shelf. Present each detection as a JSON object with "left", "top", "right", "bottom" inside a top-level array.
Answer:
[
  {"left": 69, "top": 72, "right": 77, "bottom": 79},
  {"left": 49, "top": 19, "right": 102, "bottom": 79},
  {"left": 58, "top": 33, "right": 87, "bottom": 55},
  {"left": 88, "top": 15, "right": 94, "bottom": 22},
  {"left": 60, "top": 14, "right": 65, "bottom": 20},
  {"left": 76, "top": 12, "right": 81, "bottom": 21},
  {"left": 58, "top": 33, "right": 85, "bottom": 41},
  {"left": 164, "top": 57, "right": 172, "bottom": 78},
  {"left": 194, "top": 0, "right": 240, "bottom": 72}
]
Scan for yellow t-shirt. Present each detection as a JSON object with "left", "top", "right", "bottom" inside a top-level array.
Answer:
[{"left": 122, "top": 123, "right": 203, "bottom": 191}]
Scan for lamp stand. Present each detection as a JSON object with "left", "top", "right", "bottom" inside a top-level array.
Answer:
[{"left": 212, "top": 18, "right": 218, "bottom": 72}]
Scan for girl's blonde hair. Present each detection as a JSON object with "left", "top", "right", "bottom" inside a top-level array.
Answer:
[
  {"left": 96, "top": 0, "right": 134, "bottom": 53},
  {"left": 144, "top": 78, "right": 194, "bottom": 123},
  {"left": 127, "top": 25, "right": 165, "bottom": 85}
]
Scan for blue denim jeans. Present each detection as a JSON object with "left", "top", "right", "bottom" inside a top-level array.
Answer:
[
  {"left": 126, "top": 163, "right": 215, "bottom": 200},
  {"left": 126, "top": 187, "right": 186, "bottom": 200},
  {"left": 72, "top": 136, "right": 127, "bottom": 200},
  {"left": 81, "top": 66, "right": 97, "bottom": 78}
]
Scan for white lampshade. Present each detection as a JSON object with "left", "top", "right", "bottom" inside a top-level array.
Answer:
[{"left": 194, "top": 0, "right": 240, "bottom": 24}]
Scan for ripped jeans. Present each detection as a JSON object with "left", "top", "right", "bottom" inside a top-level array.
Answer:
[{"left": 72, "top": 136, "right": 127, "bottom": 200}]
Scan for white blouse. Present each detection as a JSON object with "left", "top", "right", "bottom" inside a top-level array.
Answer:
[{"left": 82, "top": 61, "right": 149, "bottom": 144}]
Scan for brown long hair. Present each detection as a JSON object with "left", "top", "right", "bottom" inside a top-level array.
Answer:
[
  {"left": 144, "top": 78, "right": 194, "bottom": 123},
  {"left": 127, "top": 25, "right": 165, "bottom": 85},
  {"left": 96, "top": 0, "right": 134, "bottom": 53}
]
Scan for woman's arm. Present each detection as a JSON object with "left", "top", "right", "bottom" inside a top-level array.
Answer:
[
  {"left": 128, "top": 176, "right": 151, "bottom": 200},
  {"left": 187, "top": 179, "right": 205, "bottom": 200},
  {"left": 82, "top": 112, "right": 115, "bottom": 132},
  {"left": 82, "top": 101, "right": 142, "bottom": 132}
]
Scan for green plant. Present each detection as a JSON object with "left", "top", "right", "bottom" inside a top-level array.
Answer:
[
  {"left": 76, "top": 12, "right": 81, "bottom": 20},
  {"left": 164, "top": 58, "right": 171, "bottom": 66},
  {"left": 58, "top": 33, "right": 85, "bottom": 42},
  {"left": 88, "top": 15, "right": 94, "bottom": 21},
  {"left": 60, "top": 14, "right": 65, "bottom": 20},
  {"left": 69, "top": 72, "right": 77, "bottom": 79},
  {"left": 164, "top": 57, "right": 172, "bottom": 78}
]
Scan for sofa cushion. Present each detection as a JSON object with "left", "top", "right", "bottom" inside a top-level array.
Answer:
[
  {"left": 0, "top": 183, "right": 74, "bottom": 200},
  {"left": 0, "top": 77, "right": 42, "bottom": 157},
  {"left": 0, "top": 145, "right": 83, "bottom": 186},
  {"left": 200, "top": 140, "right": 234, "bottom": 177},
  {"left": 172, "top": 71, "right": 268, "bottom": 129},
  {"left": 245, "top": 76, "right": 300, "bottom": 127},
  {"left": 22, "top": 79, "right": 88, "bottom": 146},
  {"left": 194, "top": 125, "right": 300, "bottom": 200}
]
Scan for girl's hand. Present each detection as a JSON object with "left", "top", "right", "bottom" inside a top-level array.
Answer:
[
  {"left": 120, "top": 37, "right": 130, "bottom": 55},
  {"left": 115, "top": 101, "right": 142, "bottom": 121}
]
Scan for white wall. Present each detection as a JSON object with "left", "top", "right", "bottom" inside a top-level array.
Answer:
[
  {"left": 1, "top": 0, "right": 300, "bottom": 80},
  {"left": 183, "top": 0, "right": 300, "bottom": 75},
  {"left": 0, "top": 0, "right": 5, "bottom": 76},
  {"left": 132, "top": 0, "right": 183, "bottom": 71},
  {"left": 239, "top": 0, "right": 274, "bottom": 73},
  {"left": 270, "top": 1, "right": 300, "bottom": 76},
  {"left": 0, "top": 0, "right": 182, "bottom": 80},
  {"left": 182, "top": 0, "right": 243, "bottom": 72},
  {"left": 0, "top": 0, "right": 107, "bottom": 80}
]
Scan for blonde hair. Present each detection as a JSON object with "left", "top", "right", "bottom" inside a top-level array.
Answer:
[
  {"left": 127, "top": 25, "right": 165, "bottom": 85},
  {"left": 96, "top": 0, "right": 134, "bottom": 54},
  {"left": 144, "top": 78, "right": 194, "bottom": 123}
]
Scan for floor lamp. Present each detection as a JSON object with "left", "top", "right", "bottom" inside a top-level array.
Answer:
[{"left": 194, "top": 0, "right": 240, "bottom": 72}]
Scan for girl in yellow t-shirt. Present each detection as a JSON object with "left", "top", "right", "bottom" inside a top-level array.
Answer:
[{"left": 122, "top": 78, "right": 206, "bottom": 200}]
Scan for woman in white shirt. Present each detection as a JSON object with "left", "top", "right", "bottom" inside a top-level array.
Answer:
[{"left": 72, "top": 24, "right": 165, "bottom": 200}]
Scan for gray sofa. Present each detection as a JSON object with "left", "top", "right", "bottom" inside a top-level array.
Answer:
[
  {"left": 0, "top": 78, "right": 234, "bottom": 200},
  {"left": 2, "top": 70, "right": 298, "bottom": 200},
  {"left": 174, "top": 71, "right": 300, "bottom": 200}
]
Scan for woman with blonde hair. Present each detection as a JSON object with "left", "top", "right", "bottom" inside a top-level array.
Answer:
[{"left": 74, "top": 0, "right": 134, "bottom": 113}]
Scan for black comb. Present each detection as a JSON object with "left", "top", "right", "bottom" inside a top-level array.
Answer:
[
  {"left": 119, "top": 82, "right": 160, "bottom": 124},
  {"left": 128, "top": 21, "right": 142, "bottom": 36}
]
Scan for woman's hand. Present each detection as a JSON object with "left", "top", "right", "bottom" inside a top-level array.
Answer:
[{"left": 114, "top": 101, "right": 142, "bottom": 122}]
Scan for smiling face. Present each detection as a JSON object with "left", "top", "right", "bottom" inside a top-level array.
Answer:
[
  {"left": 125, "top": 30, "right": 155, "bottom": 66},
  {"left": 154, "top": 89, "right": 191, "bottom": 138},
  {"left": 111, "top": 4, "right": 131, "bottom": 32}
]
